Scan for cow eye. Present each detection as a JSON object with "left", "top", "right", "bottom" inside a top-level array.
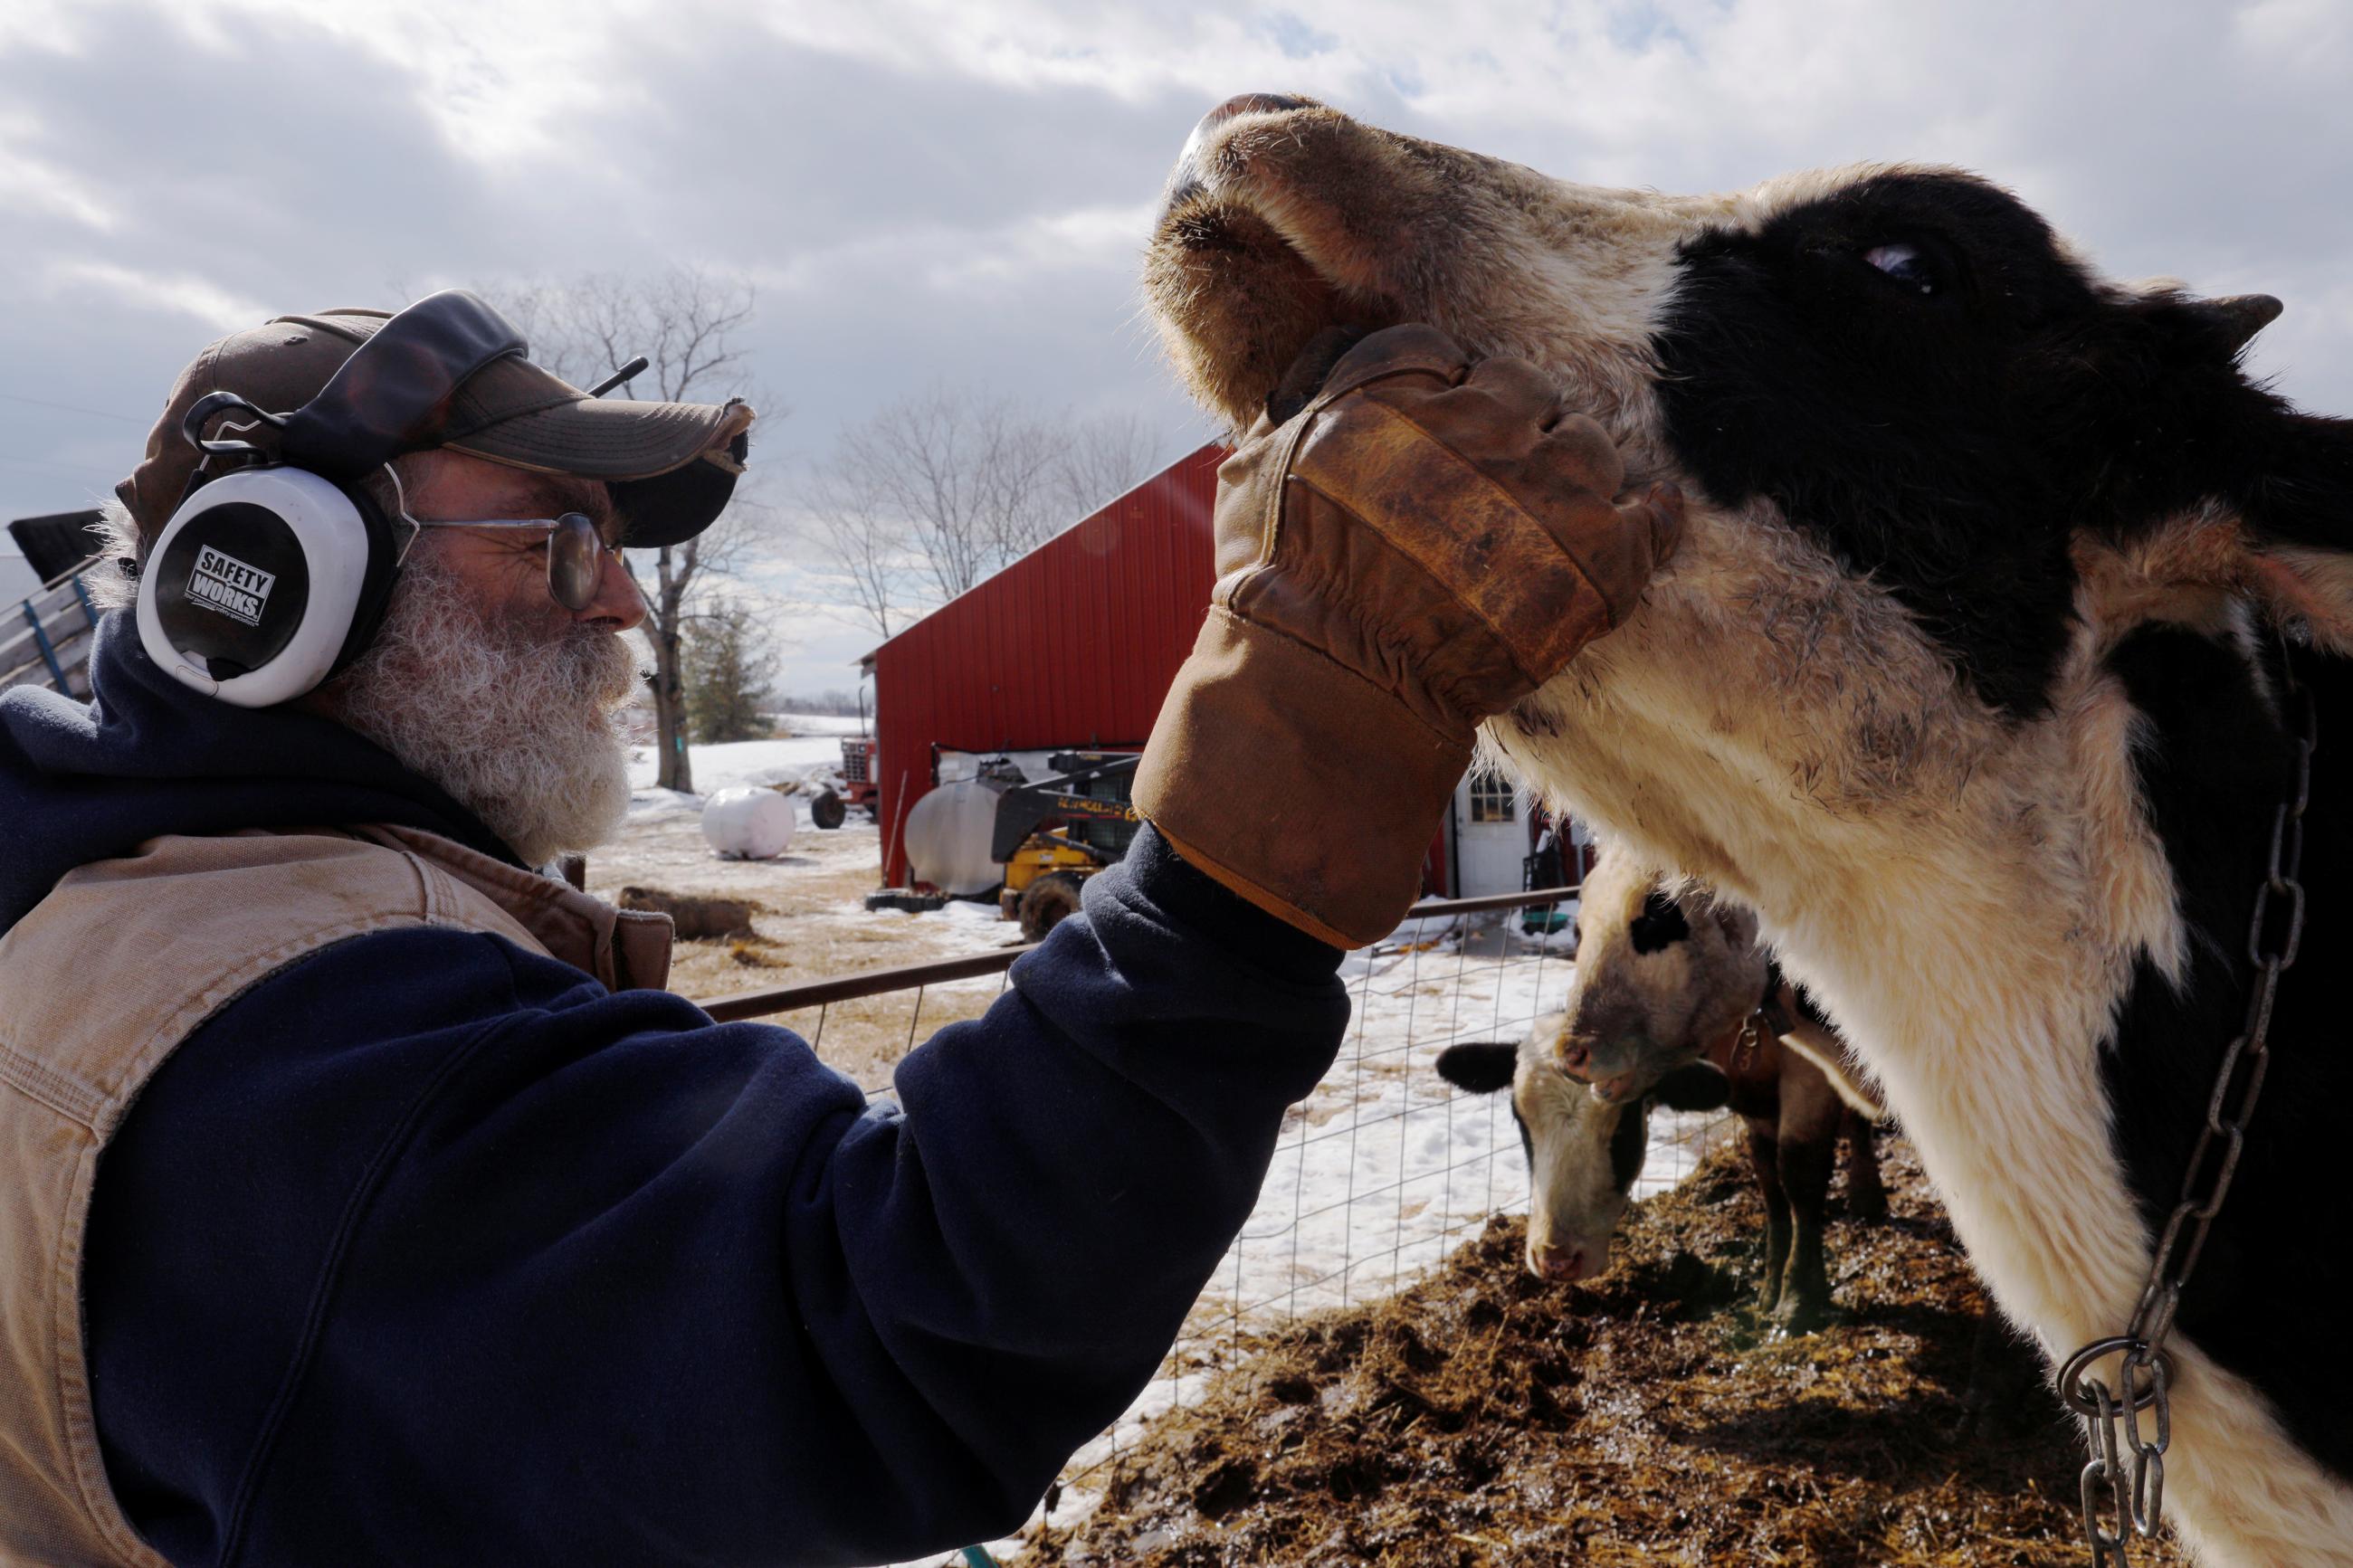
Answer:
[{"left": 1863, "top": 242, "right": 1941, "bottom": 296}]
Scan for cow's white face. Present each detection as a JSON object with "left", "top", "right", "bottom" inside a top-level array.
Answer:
[
  {"left": 1154, "top": 97, "right": 2353, "bottom": 1562},
  {"left": 1558, "top": 842, "right": 1763, "bottom": 1103},
  {"left": 1434, "top": 1020, "right": 1644, "bottom": 1282}
]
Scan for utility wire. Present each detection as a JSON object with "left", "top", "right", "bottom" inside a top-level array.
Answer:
[
  {"left": 0, "top": 391, "right": 146, "bottom": 425},
  {"left": 0, "top": 453, "right": 120, "bottom": 480}
]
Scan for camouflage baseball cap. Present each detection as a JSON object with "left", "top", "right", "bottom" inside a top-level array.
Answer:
[{"left": 118, "top": 306, "right": 754, "bottom": 549}]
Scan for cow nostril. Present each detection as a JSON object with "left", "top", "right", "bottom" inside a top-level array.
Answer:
[{"left": 1533, "top": 1246, "right": 1587, "bottom": 1281}]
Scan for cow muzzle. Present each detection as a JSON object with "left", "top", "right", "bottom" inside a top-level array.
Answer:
[
  {"left": 1555, "top": 1029, "right": 1651, "bottom": 1104},
  {"left": 1146, "top": 96, "right": 1441, "bottom": 426},
  {"left": 1529, "top": 1240, "right": 1594, "bottom": 1282}
]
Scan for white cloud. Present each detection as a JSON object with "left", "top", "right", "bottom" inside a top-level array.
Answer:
[
  {"left": 921, "top": 201, "right": 1158, "bottom": 290},
  {"left": 169, "top": 0, "right": 658, "bottom": 165},
  {"left": 43, "top": 260, "right": 268, "bottom": 333},
  {"left": 1, "top": 0, "right": 2349, "bottom": 536},
  {"left": 2234, "top": 0, "right": 2353, "bottom": 80},
  {"left": 0, "top": 112, "right": 119, "bottom": 232}
]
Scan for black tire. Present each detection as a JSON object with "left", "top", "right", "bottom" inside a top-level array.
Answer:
[
  {"left": 810, "top": 789, "right": 847, "bottom": 830},
  {"left": 1016, "top": 872, "right": 1087, "bottom": 943}
]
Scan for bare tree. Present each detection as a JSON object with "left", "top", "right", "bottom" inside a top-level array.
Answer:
[
  {"left": 799, "top": 391, "right": 1167, "bottom": 635},
  {"left": 1049, "top": 411, "right": 1165, "bottom": 523},
  {"left": 822, "top": 387, "right": 1058, "bottom": 603},
  {"left": 798, "top": 458, "right": 913, "bottom": 640},
  {"left": 505, "top": 268, "right": 761, "bottom": 794}
]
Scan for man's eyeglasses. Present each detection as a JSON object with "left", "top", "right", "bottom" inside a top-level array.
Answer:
[
  {"left": 405, "top": 513, "right": 617, "bottom": 612},
  {"left": 377, "top": 462, "right": 621, "bottom": 612}
]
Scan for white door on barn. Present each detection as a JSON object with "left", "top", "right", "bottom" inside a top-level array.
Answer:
[{"left": 1453, "top": 765, "right": 1527, "bottom": 897}]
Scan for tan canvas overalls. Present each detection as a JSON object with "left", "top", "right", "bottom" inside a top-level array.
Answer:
[{"left": 0, "top": 827, "right": 669, "bottom": 1566}]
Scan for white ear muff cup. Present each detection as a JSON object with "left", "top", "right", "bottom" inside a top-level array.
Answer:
[{"left": 138, "top": 468, "right": 381, "bottom": 708}]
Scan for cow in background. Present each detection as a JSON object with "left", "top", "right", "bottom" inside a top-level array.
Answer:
[
  {"left": 1149, "top": 97, "right": 2353, "bottom": 1562},
  {"left": 1440, "top": 847, "right": 1884, "bottom": 1330},
  {"left": 1566, "top": 844, "right": 1885, "bottom": 1330}
]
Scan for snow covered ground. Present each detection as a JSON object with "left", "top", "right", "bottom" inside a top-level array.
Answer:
[{"left": 625, "top": 715, "right": 866, "bottom": 820}]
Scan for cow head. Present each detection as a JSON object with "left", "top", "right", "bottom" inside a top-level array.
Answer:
[
  {"left": 1147, "top": 91, "right": 2353, "bottom": 1030},
  {"left": 1434, "top": 1020, "right": 1646, "bottom": 1282},
  {"left": 1557, "top": 841, "right": 1764, "bottom": 1104},
  {"left": 1438, "top": 1018, "right": 1729, "bottom": 1282}
]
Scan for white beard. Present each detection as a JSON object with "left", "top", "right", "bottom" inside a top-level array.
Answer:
[{"left": 326, "top": 545, "right": 640, "bottom": 866}]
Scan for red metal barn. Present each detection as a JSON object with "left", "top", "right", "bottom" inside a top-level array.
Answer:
[
  {"left": 865, "top": 442, "right": 1224, "bottom": 887},
  {"left": 861, "top": 442, "right": 1573, "bottom": 904}
]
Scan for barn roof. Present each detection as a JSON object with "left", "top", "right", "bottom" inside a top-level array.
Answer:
[{"left": 860, "top": 442, "right": 1226, "bottom": 667}]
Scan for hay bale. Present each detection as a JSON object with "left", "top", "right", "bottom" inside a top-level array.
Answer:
[{"left": 617, "top": 886, "right": 758, "bottom": 941}]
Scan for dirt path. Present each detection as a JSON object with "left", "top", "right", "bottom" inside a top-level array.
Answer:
[{"left": 586, "top": 798, "right": 1022, "bottom": 1088}]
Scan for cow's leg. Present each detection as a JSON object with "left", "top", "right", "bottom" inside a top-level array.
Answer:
[
  {"left": 1841, "top": 1108, "right": 1888, "bottom": 1223},
  {"left": 1769, "top": 1122, "right": 1840, "bottom": 1335},
  {"left": 1767, "top": 1064, "right": 1846, "bottom": 1335},
  {"left": 1746, "top": 1117, "right": 1789, "bottom": 1312}
]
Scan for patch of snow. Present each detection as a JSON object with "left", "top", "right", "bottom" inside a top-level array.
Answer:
[{"left": 628, "top": 736, "right": 851, "bottom": 797}]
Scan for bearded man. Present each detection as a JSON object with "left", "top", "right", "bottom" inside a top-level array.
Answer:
[{"left": 0, "top": 301, "right": 1678, "bottom": 1567}]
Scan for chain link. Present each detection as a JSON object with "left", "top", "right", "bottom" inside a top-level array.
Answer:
[{"left": 2059, "top": 675, "right": 2315, "bottom": 1563}]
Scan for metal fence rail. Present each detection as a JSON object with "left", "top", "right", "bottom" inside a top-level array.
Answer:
[{"left": 712, "top": 882, "right": 1739, "bottom": 1567}]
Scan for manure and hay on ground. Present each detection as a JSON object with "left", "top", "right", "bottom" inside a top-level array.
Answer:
[{"left": 1026, "top": 1140, "right": 2186, "bottom": 1567}]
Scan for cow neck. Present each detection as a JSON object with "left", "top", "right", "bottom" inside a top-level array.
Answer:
[{"left": 2055, "top": 670, "right": 2315, "bottom": 1565}]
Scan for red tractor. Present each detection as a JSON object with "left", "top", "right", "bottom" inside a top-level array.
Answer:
[{"left": 810, "top": 736, "right": 879, "bottom": 830}]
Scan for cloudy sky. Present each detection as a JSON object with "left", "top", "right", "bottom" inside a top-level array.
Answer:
[{"left": 4, "top": 0, "right": 2349, "bottom": 692}]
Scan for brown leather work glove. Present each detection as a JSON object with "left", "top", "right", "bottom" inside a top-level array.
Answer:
[{"left": 1134, "top": 323, "right": 1683, "bottom": 948}]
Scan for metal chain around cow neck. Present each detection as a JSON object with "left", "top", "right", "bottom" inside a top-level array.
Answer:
[{"left": 2055, "top": 664, "right": 2317, "bottom": 1566}]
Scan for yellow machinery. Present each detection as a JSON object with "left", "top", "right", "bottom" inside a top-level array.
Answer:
[{"left": 989, "top": 754, "right": 1141, "bottom": 941}]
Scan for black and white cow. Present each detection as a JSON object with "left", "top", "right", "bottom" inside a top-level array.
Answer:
[
  {"left": 1443, "top": 842, "right": 1885, "bottom": 1330},
  {"left": 1150, "top": 95, "right": 2353, "bottom": 1563},
  {"left": 1433, "top": 1015, "right": 1722, "bottom": 1284},
  {"left": 1562, "top": 843, "right": 1888, "bottom": 1333}
]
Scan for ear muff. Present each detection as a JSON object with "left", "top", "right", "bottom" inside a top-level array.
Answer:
[
  {"left": 144, "top": 288, "right": 529, "bottom": 707},
  {"left": 138, "top": 468, "right": 395, "bottom": 708}
]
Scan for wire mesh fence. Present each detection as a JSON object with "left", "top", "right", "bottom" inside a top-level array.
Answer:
[{"left": 702, "top": 880, "right": 1742, "bottom": 1564}]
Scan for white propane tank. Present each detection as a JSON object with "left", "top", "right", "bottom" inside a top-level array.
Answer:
[
  {"left": 700, "top": 786, "right": 797, "bottom": 860},
  {"left": 901, "top": 779, "right": 1005, "bottom": 896}
]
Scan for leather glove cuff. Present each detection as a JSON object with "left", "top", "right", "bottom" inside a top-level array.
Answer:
[{"left": 1133, "top": 607, "right": 1468, "bottom": 950}]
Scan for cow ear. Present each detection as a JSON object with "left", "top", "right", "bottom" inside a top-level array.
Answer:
[
  {"left": 1435, "top": 1041, "right": 1519, "bottom": 1095},
  {"left": 2075, "top": 344, "right": 2353, "bottom": 652},
  {"left": 2231, "top": 413, "right": 2353, "bottom": 653},
  {"left": 1651, "top": 1061, "right": 1730, "bottom": 1113},
  {"left": 2120, "top": 294, "right": 2353, "bottom": 649}
]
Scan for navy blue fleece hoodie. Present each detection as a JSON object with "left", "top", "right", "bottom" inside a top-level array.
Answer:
[{"left": 0, "top": 616, "right": 1349, "bottom": 1567}]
